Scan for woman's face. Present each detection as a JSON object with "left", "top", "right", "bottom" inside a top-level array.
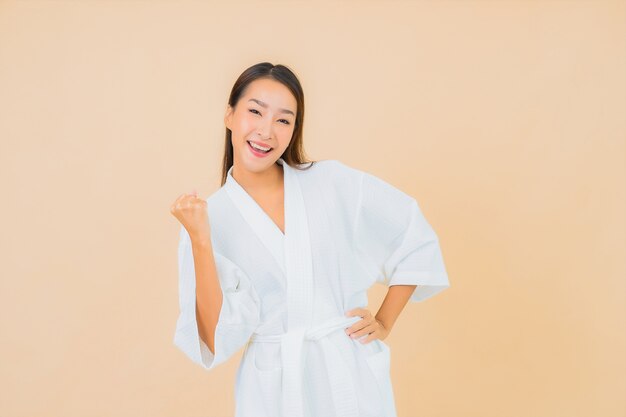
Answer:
[{"left": 225, "top": 78, "right": 297, "bottom": 173}]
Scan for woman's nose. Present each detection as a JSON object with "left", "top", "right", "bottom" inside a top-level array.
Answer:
[{"left": 256, "top": 119, "right": 272, "bottom": 138}]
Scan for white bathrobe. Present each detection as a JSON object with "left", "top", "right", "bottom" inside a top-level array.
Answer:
[{"left": 174, "top": 158, "right": 450, "bottom": 417}]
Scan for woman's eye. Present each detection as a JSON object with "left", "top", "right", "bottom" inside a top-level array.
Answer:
[{"left": 249, "top": 109, "right": 290, "bottom": 125}]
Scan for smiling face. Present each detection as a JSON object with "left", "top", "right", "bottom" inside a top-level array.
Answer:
[{"left": 224, "top": 77, "right": 297, "bottom": 174}]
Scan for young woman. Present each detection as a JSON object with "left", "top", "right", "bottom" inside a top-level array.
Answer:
[{"left": 170, "top": 62, "right": 450, "bottom": 417}]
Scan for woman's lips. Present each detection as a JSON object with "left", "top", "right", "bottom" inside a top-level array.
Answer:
[{"left": 247, "top": 140, "right": 272, "bottom": 157}]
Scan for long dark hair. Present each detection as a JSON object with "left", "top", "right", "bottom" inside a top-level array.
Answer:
[{"left": 220, "top": 62, "right": 315, "bottom": 186}]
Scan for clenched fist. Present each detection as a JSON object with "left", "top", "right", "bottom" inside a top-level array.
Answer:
[{"left": 170, "top": 189, "right": 211, "bottom": 245}]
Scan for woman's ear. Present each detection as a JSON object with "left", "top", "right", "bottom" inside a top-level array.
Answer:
[{"left": 224, "top": 104, "right": 233, "bottom": 129}]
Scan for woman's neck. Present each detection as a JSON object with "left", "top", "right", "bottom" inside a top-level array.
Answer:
[{"left": 232, "top": 161, "right": 284, "bottom": 193}]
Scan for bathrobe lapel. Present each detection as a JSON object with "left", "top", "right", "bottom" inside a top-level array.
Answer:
[
  {"left": 224, "top": 162, "right": 286, "bottom": 275},
  {"left": 278, "top": 158, "right": 314, "bottom": 329}
]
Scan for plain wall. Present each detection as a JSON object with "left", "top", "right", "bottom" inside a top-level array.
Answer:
[{"left": 0, "top": 1, "right": 624, "bottom": 416}]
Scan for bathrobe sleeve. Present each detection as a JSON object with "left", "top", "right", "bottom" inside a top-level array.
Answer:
[
  {"left": 353, "top": 171, "right": 450, "bottom": 302},
  {"left": 173, "top": 225, "right": 261, "bottom": 370}
]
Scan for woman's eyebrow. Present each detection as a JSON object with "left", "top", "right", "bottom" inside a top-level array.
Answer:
[{"left": 248, "top": 98, "right": 295, "bottom": 116}]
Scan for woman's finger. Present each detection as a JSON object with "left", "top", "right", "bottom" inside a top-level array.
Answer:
[
  {"left": 348, "top": 320, "right": 380, "bottom": 339},
  {"left": 345, "top": 316, "right": 375, "bottom": 336},
  {"left": 346, "top": 308, "right": 365, "bottom": 318},
  {"left": 345, "top": 318, "right": 366, "bottom": 335},
  {"left": 171, "top": 192, "right": 195, "bottom": 211},
  {"left": 360, "top": 331, "right": 379, "bottom": 344},
  {"left": 346, "top": 307, "right": 372, "bottom": 320},
  {"left": 170, "top": 193, "right": 186, "bottom": 212}
]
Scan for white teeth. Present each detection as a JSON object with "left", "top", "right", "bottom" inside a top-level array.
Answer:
[{"left": 249, "top": 141, "right": 271, "bottom": 152}]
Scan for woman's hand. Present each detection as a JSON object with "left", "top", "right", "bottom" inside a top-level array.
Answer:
[
  {"left": 344, "top": 308, "right": 390, "bottom": 344},
  {"left": 170, "top": 189, "right": 212, "bottom": 245}
]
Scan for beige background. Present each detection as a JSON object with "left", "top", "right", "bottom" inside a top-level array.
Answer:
[{"left": 1, "top": 1, "right": 624, "bottom": 416}]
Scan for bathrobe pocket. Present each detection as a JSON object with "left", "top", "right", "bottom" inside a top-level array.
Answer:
[
  {"left": 364, "top": 340, "right": 397, "bottom": 417},
  {"left": 365, "top": 340, "right": 393, "bottom": 409},
  {"left": 237, "top": 343, "right": 282, "bottom": 417}
]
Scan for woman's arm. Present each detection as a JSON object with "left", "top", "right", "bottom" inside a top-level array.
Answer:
[
  {"left": 191, "top": 237, "right": 224, "bottom": 354},
  {"left": 375, "top": 284, "right": 418, "bottom": 335},
  {"left": 345, "top": 284, "right": 418, "bottom": 342}
]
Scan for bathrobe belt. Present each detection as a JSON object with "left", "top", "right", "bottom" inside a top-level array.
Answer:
[{"left": 249, "top": 314, "right": 363, "bottom": 417}]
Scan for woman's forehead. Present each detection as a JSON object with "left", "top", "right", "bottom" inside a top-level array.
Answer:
[{"left": 244, "top": 79, "right": 296, "bottom": 111}]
